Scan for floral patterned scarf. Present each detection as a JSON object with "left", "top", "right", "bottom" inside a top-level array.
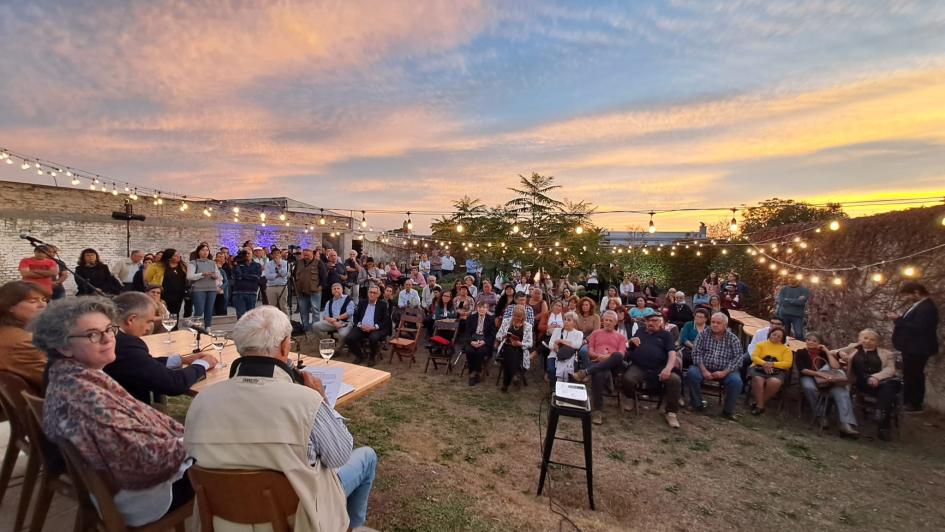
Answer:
[{"left": 43, "top": 358, "right": 186, "bottom": 490}]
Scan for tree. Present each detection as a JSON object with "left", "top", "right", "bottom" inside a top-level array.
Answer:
[{"left": 741, "top": 198, "right": 846, "bottom": 234}]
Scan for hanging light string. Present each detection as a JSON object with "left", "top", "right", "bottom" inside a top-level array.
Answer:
[{"left": 749, "top": 240, "right": 945, "bottom": 274}]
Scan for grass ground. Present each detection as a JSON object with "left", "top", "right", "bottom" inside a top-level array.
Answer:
[{"left": 170, "top": 343, "right": 945, "bottom": 532}]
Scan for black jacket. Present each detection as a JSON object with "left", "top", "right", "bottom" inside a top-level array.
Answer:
[
  {"left": 464, "top": 312, "right": 497, "bottom": 347},
  {"left": 104, "top": 331, "right": 206, "bottom": 405},
  {"left": 353, "top": 298, "right": 391, "bottom": 333},
  {"left": 892, "top": 298, "right": 940, "bottom": 358},
  {"left": 75, "top": 263, "right": 121, "bottom": 295}
]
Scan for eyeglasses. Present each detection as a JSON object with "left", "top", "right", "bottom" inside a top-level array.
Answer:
[{"left": 67, "top": 324, "right": 119, "bottom": 344}]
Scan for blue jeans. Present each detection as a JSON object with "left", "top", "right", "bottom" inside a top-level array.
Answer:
[
  {"left": 297, "top": 292, "right": 322, "bottom": 331},
  {"left": 780, "top": 314, "right": 805, "bottom": 339},
  {"left": 800, "top": 375, "right": 857, "bottom": 425},
  {"left": 576, "top": 345, "right": 591, "bottom": 369},
  {"left": 336, "top": 447, "right": 377, "bottom": 529},
  {"left": 686, "top": 366, "right": 743, "bottom": 416},
  {"left": 233, "top": 292, "right": 256, "bottom": 319},
  {"left": 191, "top": 291, "right": 216, "bottom": 327}
]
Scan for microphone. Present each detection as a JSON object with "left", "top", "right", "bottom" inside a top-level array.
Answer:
[
  {"left": 190, "top": 324, "right": 212, "bottom": 337},
  {"left": 19, "top": 233, "right": 46, "bottom": 246}
]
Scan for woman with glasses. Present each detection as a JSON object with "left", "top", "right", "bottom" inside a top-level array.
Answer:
[
  {"left": 30, "top": 297, "right": 195, "bottom": 526},
  {"left": 0, "top": 281, "right": 49, "bottom": 392}
]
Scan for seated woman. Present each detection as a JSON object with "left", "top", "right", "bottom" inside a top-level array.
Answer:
[
  {"left": 423, "top": 288, "right": 448, "bottom": 335},
  {"left": 538, "top": 300, "right": 565, "bottom": 360},
  {"left": 386, "top": 261, "right": 403, "bottom": 286},
  {"left": 599, "top": 286, "right": 620, "bottom": 314},
  {"left": 667, "top": 291, "right": 694, "bottom": 330},
  {"left": 31, "top": 297, "right": 193, "bottom": 526},
  {"left": 545, "top": 311, "right": 584, "bottom": 386},
  {"left": 618, "top": 276, "right": 635, "bottom": 305},
  {"left": 692, "top": 285, "right": 711, "bottom": 308},
  {"left": 679, "top": 308, "right": 710, "bottom": 368},
  {"left": 496, "top": 305, "right": 534, "bottom": 393},
  {"left": 831, "top": 329, "right": 900, "bottom": 441},
  {"left": 796, "top": 332, "right": 859, "bottom": 438},
  {"left": 605, "top": 298, "right": 630, "bottom": 337},
  {"left": 706, "top": 295, "right": 729, "bottom": 319},
  {"left": 463, "top": 301, "right": 496, "bottom": 386},
  {"left": 629, "top": 296, "right": 657, "bottom": 319},
  {"left": 559, "top": 286, "right": 574, "bottom": 302},
  {"left": 0, "top": 281, "right": 50, "bottom": 392},
  {"left": 566, "top": 295, "right": 579, "bottom": 313},
  {"left": 748, "top": 326, "right": 793, "bottom": 415},
  {"left": 453, "top": 285, "right": 475, "bottom": 321}
]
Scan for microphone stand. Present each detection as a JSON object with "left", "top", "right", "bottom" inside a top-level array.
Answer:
[{"left": 26, "top": 240, "right": 108, "bottom": 298}]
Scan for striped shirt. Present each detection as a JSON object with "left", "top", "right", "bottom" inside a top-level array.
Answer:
[{"left": 307, "top": 403, "right": 353, "bottom": 468}]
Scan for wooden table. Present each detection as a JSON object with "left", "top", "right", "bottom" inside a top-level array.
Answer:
[
  {"left": 143, "top": 330, "right": 391, "bottom": 407},
  {"left": 728, "top": 310, "right": 806, "bottom": 351}
]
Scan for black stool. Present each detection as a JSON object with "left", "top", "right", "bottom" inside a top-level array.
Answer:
[{"left": 536, "top": 403, "right": 594, "bottom": 510}]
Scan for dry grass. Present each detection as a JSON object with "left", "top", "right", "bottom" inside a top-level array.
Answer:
[{"left": 171, "top": 343, "right": 945, "bottom": 532}]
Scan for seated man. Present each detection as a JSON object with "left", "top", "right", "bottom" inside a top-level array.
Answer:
[
  {"left": 571, "top": 310, "right": 628, "bottom": 425},
  {"left": 184, "top": 306, "right": 376, "bottom": 530},
  {"left": 622, "top": 314, "right": 682, "bottom": 428},
  {"left": 106, "top": 292, "right": 218, "bottom": 405},
  {"left": 312, "top": 282, "right": 355, "bottom": 342},
  {"left": 421, "top": 275, "right": 440, "bottom": 311},
  {"left": 345, "top": 285, "right": 391, "bottom": 367},
  {"left": 393, "top": 279, "right": 421, "bottom": 325},
  {"left": 686, "top": 312, "right": 744, "bottom": 419}
]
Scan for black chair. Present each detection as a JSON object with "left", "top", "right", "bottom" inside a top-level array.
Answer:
[{"left": 424, "top": 319, "right": 459, "bottom": 374}]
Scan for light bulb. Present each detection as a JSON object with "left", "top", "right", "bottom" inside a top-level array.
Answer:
[
  {"left": 829, "top": 220, "right": 840, "bottom": 231},
  {"left": 831, "top": 276, "right": 842, "bottom": 286},
  {"left": 233, "top": 207, "right": 240, "bottom": 214},
  {"left": 903, "top": 266, "right": 916, "bottom": 277},
  {"left": 575, "top": 226, "right": 583, "bottom": 234},
  {"left": 260, "top": 213, "right": 266, "bottom": 220},
  {"left": 407, "top": 220, "right": 413, "bottom": 230},
  {"left": 799, "top": 242, "right": 808, "bottom": 249},
  {"left": 512, "top": 225, "right": 520, "bottom": 233},
  {"left": 696, "top": 251, "right": 702, "bottom": 256},
  {"left": 871, "top": 272, "right": 884, "bottom": 283},
  {"left": 795, "top": 274, "right": 804, "bottom": 281},
  {"left": 810, "top": 275, "right": 820, "bottom": 284},
  {"left": 5, "top": 158, "right": 13, "bottom": 164},
  {"left": 37, "top": 168, "right": 43, "bottom": 175},
  {"left": 648, "top": 221, "right": 656, "bottom": 233},
  {"left": 758, "top": 257, "right": 766, "bottom": 264},
  {"left": 768, "top": 263, "right": 777, "bottom": 271},
  {"left": 779, "top": 268, "right": 788, "bottom": 276},
  {"left": 279, "top": 213, "right": 286, "bottom": 221},
  {"left": 71, "top": 178, "right": 80, "bottom": 186},
  {"left": 21, "top": 162, "right": 30, "bottom": 170}
]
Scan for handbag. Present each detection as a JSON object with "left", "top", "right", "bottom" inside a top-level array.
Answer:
[{"left": 556, "top": 344, "right": 578, "bottom": 361}]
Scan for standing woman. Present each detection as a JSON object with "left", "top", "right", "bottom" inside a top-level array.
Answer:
[
  {"left": 187, "top": 243, "right": 220, "bottom": 327},
  {"left": 619, "top": 276, "right": 635, "bottom": 305},
  {"left": 702, "top": 272, "right": 721, "bottom": 298},
  {"left": 231, "top": 249, "right": 262, "bottom": 320},
  {"left": 212, "top": 252, "right": 231, "bottom": 317},
  {"left": 75, "top": 248, "right": 121, "bottom": 295},
  {"left": 151, "top": 249, "right": 188, "bottom": 316},
  {"left": 494, "top": 284, "right": 516, "bottom": 326},
  {"left": 0, "top": 281, "right": 49, "bottom": 392},
  {"left": 31, "top": 297, "right": 195, "bottom": 526},
  {"left": 496, "top": 305, "right": 533, "bottom": 393}
]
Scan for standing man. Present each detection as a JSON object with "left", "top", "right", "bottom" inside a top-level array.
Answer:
[
  {"left": 19, "top": 245, "right": 59, "bottom": 296},
  {"left": 440, "top": 250, "right": 456, "bottom": 278},
  {"left": 465, "top": 254, "right": 481, "bottom": 285},
  {"left": 777, "top": 277, "right": 809, "bottom": 339},
  {"left": 113, "top": 250, "right": 145, "bottom": 292},
  {"left": 253, "top": 246, "right": 269, "bottom": 305},
  {"left": 345, "top": 285, "right": 391, "bottom": 367},
  {"left": 323, "top": 249, "right": 348, "bottom": 297},
  {"left": 263, "top": 249, "right": 290, "bottom": 314},
  {"left": 623, "top": 314, "right": 682, "bottom": 428},
  {"left": 430, "top": 250, "right": 443, "bottom": 280},
  {"left": 686, "top": 313, "right": 745, "bottom": 420},
  {"left": 294, "top": 248, "right": 327, "bottom": 332},
  {"left": 890, "top": 282, "right": 940, "bottom": 413},
  {"left": 344, "top": 250, "right": 362, "bottom": 297}
]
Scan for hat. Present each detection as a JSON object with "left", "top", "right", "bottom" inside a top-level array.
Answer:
[{"left": 253, "top": 246, "right": 263, "bottom": 251}]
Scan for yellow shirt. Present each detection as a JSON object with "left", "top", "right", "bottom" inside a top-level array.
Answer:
[{"left": 751, "top": 340, "right": 794, "bottom": 370}]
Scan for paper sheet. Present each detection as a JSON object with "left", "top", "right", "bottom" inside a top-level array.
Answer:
[{"left": 301, "top": 366, "right": 354, "bottom": 416}]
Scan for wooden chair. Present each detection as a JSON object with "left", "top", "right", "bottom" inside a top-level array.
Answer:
[
  {"left": 388, "top": 308, "right": 425, "bottom": 365},
  {"left": 56, "top": 439, "right": 194, "bottom": 532},
  {"left": 0, "top": 372, "right": 38, "bottom": 531},
  {"left": 187, "top": 465, "right": 298, "bottom": 532},
  {"left": 424, "top": 319, "right": 459, "bottom": 374},
  {"left": 21, "top": 392, "right": 91, "bottom": 532}
]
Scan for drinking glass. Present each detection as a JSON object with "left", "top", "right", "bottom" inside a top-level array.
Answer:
[
  {"left": 161, "top": 313, "right": 178, "bottom": 344},
  {"left": 211, "top": 331, "right": 227, "bottom": 369},
  {"left": 319, "top": 339, "right": 336, "bottom": 364},
  {"left": 187, "top": 317, "right": 204, "bottom": 348}
]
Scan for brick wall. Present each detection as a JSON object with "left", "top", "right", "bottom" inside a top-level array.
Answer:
[{"left": 0, "top": 180, "right": 404, "bottom": 290}]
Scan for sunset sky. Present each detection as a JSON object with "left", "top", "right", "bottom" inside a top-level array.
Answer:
[{"left": 1, "top": 0, "right": 944, "bottom": 232}]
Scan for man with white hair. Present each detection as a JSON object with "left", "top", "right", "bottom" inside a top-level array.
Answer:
[
  {"left": 686, "top": 312, "right": 745, "bottom": 420},
  {"left": 667, "top": 290, "right": 694, "bottom": 330},
  {"left": 571, "top": 310, "right": 628, "bottom": 425},
  {"left": 185, "top": 306, "right": 377, "bottom": 531}
]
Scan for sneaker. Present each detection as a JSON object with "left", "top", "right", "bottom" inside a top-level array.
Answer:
[
  {"left": 570, "top": 370, "right": 589, "bottom": 383},
  {"left": 839, "top": 423, "right": 860, "bottom": 439},
  {"left": 721, "top": 411, "right": 738, "bottom": 421},
  {"left": 665, "top": 412, "right": 680, "bottom": 429},
  {"left": 591, "top": 411, "right": 603, "bottom": 425}
]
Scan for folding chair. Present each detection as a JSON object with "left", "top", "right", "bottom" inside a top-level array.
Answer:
[
  {"left": 388, "top": 308, "right": 425, "bottom": 365},
  {"left": 0, "top": 372, "right": 38, "bottom": 531},
  {"left": 57, "top": 439, "right": 194, "bottom": 532},
  {"left": 424, "top": 319, "right": 459, "bottom": 374},
  {"left": 188, "top": 466, "right": 298, "bottom": 532}
]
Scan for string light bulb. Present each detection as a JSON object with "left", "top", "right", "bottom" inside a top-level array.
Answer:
[
  {"left": 795, "top": 273, "right": 804, "bottom": 281},
  {"left": 456, "top": 223, "right": 464, "bottom": 233},
  {"left": 319, "top": 209, "right": 326, "bottom": 225},
  {"left": 512, "top": 224, "right": 520, "bottom": 234},
  {"left": 111, "top": 184, "right": 119, "bottom": 195},
  {"left": 279, "top": 213, "right": 286, "bottom": 221},
  {"left": 729, "top": 208, "right": 738, "bottom": 233},
  {"left": 71, "top": 176, "right": 80, "bottom": 186},
  {"left": 831, "top": 276, "right": 843, "bottom": 286},
  {"left": 902, "top": 265, "right": 917, "bottom": 277},
  {"left": 871, "top": 272, "right": 885, "bottom": 283},
  {"left": 575, "top": 226, "right": 583, "bottom": 234},
  {"left": 829, "top": 220, "right": 840, "bottom": 231},
  {"left": 648, "top": 211, "right": 656, "bottom": 233},
  {"left": 810, "top": 275, "right": 820, "bottom": 284},
  {"left": 130, "top": 189, "right": 138, "bottom": 200},
  {"left": 406, "top": 212, "right": 413, "bottom": 231},
  {"left": 361, "top": 211, "right": 367, "bottom": 228},
  {"left": 232, "top": 207, "right": 240, "bottom": 214}
]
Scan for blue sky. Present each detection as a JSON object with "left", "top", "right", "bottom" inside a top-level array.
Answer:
[{"left": 1, "top": 0, "right": 944, "bottom": 231}]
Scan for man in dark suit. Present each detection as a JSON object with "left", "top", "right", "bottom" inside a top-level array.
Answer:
[
  {"left": 106, "top": 292, "right": 218, "bottom": 405},
  {"left": 463, "top": 301, "right": 497, "bottom": 386},
  {"left": 345, "top": 285, "right": 390, "bottom": 367},
  {"left": 890, "top": 282, "right": 940, "bottom": 413}
]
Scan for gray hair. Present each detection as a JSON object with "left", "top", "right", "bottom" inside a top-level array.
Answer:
[
  {"left": 30, "top": 296, "right": 117, "bottom": 355},
  {"left": 711, "top": 312, "right": 729, "bottom": 324},
  {"left": 230, "top": 305, "right": 292, "bottom": 358},
  {"left": 114, "top": 291, "right": 157, "bottom": 324},
  {"left": 563, "top": 311, "right": 579, "bottom": 322},
  {"left": 675, "top": 291, "right": 686, "bottom": 299},
  {"left": 602, "top": 310, "right": 618, "bottom": 321}
]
